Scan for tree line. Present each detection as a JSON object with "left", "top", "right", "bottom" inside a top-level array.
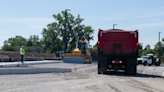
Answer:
[
  {"left": 1, "top": 10, "right": 163, "bottom": 58},
  {"left": 138, "top": 38, "right": 164, "bottom": 59},
  {"left": 0, "top": 11, "right": 95, "bottom": 53}
]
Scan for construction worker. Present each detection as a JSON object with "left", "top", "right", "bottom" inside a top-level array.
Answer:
[
  {"left": 155, "top": 57, "right": 159, "bottom": 66},
  {"left": 20, "top": 46, "right": 25, "bottom": 63}
]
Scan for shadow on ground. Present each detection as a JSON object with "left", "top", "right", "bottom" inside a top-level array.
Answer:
[{"left": 103, "top": 71, "right": 164, "bottom": 78}]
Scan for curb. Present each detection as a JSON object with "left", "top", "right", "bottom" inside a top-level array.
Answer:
[{"left": 0, "top": 68, "right": 72, "bottom": 74}]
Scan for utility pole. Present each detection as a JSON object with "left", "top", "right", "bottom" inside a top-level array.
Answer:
[
  {"left": 64, "top": 9, "right": 71, "bottom": 53},
  {"left": 158, "top": 32, "right": 162, "bottom": 57},
  {"left": 113, "top": 24, "right": 117, "bottom": 29},
  {"left": 159, "top": 32, "right": 162, "bottom": 42}
]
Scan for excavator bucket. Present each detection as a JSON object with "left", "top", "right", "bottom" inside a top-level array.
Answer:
[{"left": 63, "top": 55, "right": 85, "bottom": 64}]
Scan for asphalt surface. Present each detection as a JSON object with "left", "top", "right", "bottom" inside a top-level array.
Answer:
[{"left": 0, "top": 61, "right": 164, "bottom": 92}]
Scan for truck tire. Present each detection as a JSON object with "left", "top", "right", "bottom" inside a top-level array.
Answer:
[
  {"left": 148, "top": 64, "right": 152, "bottom": 66},
  {"left": 103, "top": 72, "right": 107, "bottom": 74},
  {"left": 98, "top": 71, "right": 101, "bottom": 74},
  {"left": 143, "top": 61, "right": 147, "bottom": 66},
  {"left": 98, "top": 57, "right": 107, "bottom": 74},
  {"left": 125, "top": 59, "right": 137, "bottom": 75},
  {"left": 156, "top": 62, "right": 160, "bottom": 66}
]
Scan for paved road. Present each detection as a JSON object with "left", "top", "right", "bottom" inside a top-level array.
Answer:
[{"left": 0, "top": 61, "right": 164, "bottom": 92}]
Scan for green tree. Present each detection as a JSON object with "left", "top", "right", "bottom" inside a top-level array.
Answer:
[
  {"left": 4, "top": 36, "right": 27, "bottom": 46},
  {"left": 141, "top": 49, "right": 156, "bottom": 56},
  {"left": 1, "top": 44, "right": 17, "bottom": 51},
  {"left": 42, "top": 28, "right": 63, "bottom": 53},
  {"left": 87, "top": 47, "right": 93, "bottom": 50},
  {"left": 25, "top": 40, "right": 33, "bottom": 47},
  {"left": 138, "top": 49, "right": 143, "bottom": 57},
  {"left": 28, "top": 35, "right": 40, "bottom": 46},
  {"left": 138, "top": 43, "right": 143, "bottom": 49},
  {"left": 25, "top": 47, "right": 33, "bottom": 52},
  {"left": 154, "top": 42, "right": 164, "bottom": 56},
  {"left": 145, "top": 44, "right": 150, "bottom": 49},
  {"left": 93, "top": 44, "right": 98, "bottom": 50},
  {"left": 42, "top": 11, "right": 94, "bottom": 53},
  {"left": 162, "top": 38, "right": 164, "bottom": 42}
]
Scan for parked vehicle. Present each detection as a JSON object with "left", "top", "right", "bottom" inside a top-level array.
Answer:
[
  {"left": 137, "top": 54, "right": 160, "bottom": 66},
  {"left": 137, "top": 56, "right": 153, "bottom": 66}
]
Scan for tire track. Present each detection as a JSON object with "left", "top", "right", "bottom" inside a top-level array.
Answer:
[
  {"left": 128, "top": 78, "right": 163, "bottom": 92},
  {"left": 86, "top": 85, "right": 100, "bottom": 92},
  {"left": 107, "top": 84, "right": 122, "bottom": 92}
]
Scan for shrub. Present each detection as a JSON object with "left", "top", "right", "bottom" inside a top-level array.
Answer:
[{"left": 1, "top": 44, "right": 17, "bottom": 51}]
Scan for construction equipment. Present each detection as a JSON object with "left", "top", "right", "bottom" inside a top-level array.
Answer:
[{"left": 63, "top": 40, "right": 92, "bottom": 64}]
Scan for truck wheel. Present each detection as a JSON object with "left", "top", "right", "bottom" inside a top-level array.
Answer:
[
  {"left": 103, "top": 72, "right": 107, "bottom": 74},
  {"left": 156, "top": 62, "right": 160, "bottom": 66},
  {"left": 148, "top": 64, "right": 152, "bottom": 66},
  {"left": 143, "top": 61, "right": 147, "bottom": 66},
  {"left": 98, "top": 71, "right": 101, "bottom": 74}
]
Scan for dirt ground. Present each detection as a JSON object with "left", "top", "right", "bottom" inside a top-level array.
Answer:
[{"left": 0, "top": 62, "right": 164, "bottom": 92}]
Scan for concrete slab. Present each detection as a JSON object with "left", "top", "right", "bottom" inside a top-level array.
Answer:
[
  {"left": 0, "top": 60, "right": 61, "bottom": 67},
  {"left": 0, "top": 68, "right": 11, "bottom": 74},
  {"left": 0, "top": 60, "right": 71, "bottom": 74},
  {"left": 0, "top": 68, "right": 71, "bottom": 74}
]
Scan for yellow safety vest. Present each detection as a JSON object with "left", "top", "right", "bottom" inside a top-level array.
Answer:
[
  {"left": 156, "top": 58, "right": 159, "bottom": 62},
  {"left": 20, "top": 48, "right": 25, "bottom": 55}
]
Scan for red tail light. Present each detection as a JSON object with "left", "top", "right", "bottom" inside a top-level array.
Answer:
[
  {"left": 137, "top": 42, "right": 138, "bottom": 45},
  {"left": 98, "top": 41, "right": 100, "bottom": 44}
]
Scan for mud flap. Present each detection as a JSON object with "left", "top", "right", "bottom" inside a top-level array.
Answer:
[
  {"left": 98, "top": 58, "right": 108, "bottom": 73},
  {"left": 125, "top": 59, "right": 137, "bottom": 75}
]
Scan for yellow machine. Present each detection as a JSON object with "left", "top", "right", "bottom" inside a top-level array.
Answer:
[{"left": 63, "top": 40, "right": 92, "bottom": 64}]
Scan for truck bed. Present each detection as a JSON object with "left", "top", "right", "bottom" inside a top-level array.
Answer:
[{"left": 98, "top": 29, "right": 138, "bottom": 56}]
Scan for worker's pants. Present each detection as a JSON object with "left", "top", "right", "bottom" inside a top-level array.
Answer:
[{"left": 21, "top": 55, "right": 24, "bottom": 62}]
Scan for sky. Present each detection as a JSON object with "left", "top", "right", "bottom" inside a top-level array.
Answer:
[{"left": 0, "top": 0, "right": 164, "bottom": 49}]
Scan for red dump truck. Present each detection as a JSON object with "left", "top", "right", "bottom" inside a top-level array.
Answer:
[{"left": 97, "top": 29, "right": 138, "bottom": 75}]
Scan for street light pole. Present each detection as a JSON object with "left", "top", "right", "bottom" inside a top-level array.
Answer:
[
  {"left": 159, "top": 32, "right": 162, "bottom": 42},
  {"left": 64, "top": 9, "right": 71, "bottom": 53},
  {"left": 113, "top": 24, "right": 117, "bottom": 29}
]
